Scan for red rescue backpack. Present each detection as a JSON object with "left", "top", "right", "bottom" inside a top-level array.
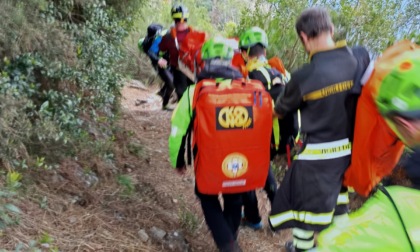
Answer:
[
  {"left": 192, "top": 79, "right": 273, "bottom": 194},
  {"left": 177, "top": 29, "right": 207, "bottom": 81},
  {"left": 344, "top": 40, "right": 420, "bottom": 196}
]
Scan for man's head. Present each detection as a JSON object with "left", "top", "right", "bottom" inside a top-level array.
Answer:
[
  {"left": 171, "top": 4, "right": 189, "bottom": 31},
  {"left": 239, "top": 27, "right": 268, "bottom": 62},
  {"left": 376, "top": 58, "right": 420, "bottom": 147},
  {"left": 295, "top": 7, "right": 334, "bottom": 53}
]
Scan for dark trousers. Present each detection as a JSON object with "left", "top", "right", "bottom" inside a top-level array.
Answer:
[
  {"left": 172, "top": 68, "right": 194, "bottom": 101},
  {"left": 195, "top": 186, "right": 242, "bottom": 250},
  {"left": 150, "top": 61, "right": 174, "bottom": 107},
  {"left": 156, "top": 66, "right": 174, "bottom": 107},
  {"left": 242, "top": 166, "right": 277, "bottom": 224}
]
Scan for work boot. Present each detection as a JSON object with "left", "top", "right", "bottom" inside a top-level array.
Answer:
[
  {"left": 240, "top": 210, "right": 263, "bottom": 230},
  {"left": 161, "top": 90, "right": 170, "bottom": 109},
  {"left": 242, "top": 220, "right": 263, "bottom": 230},
  {"left": 156, "top": 86, "right": 165, "bottom": 98},
  {"left": 284, "top": 241, "right": 295, "bottom": 252},
  {"left": 284, "top": 241, "right": 308, "bottom": 252},
  {"left": 219, "top": 241, "right": 243, "bottom": 252}
]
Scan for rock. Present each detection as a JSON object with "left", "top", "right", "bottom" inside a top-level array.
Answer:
[
  {"left": 114, "top": 211, "right": 125, "bottom": 221},
  {"left": 128, "top": 79, "right": 148, "bottom": 90},
  {"left": 172, "top": 199, "right": 178, "bottom": 204},
  {"left": 51, "top": 173, "right": 65, "bottom": 184},
  {"left": 41, "top": 243, "right": 50, "bottom": 249},
  {"left": 124, "top": 163, "right": 135, "bottom": 169},
  {"left": 68, "top": 216, "right": 77, "bottom": 224},
  {"left": 105, "top": 160, "right": 119, "bottom": 174},
  {"left": 71, "top": 196, "right": 80, "bottom": 204},
  {"left": 64, "top": 160, "right": 99, "bottom": 189},
  {"left": 87, "top": 126, "right": 99, "bottom": 138},
  {"left": 74, "top": 169, "right": 99, "bottom": 188},
  {"left": 163, "top": 231, "right": 190, "bottom": 252},
  {"left": 149, "top": 226, "right": 166, "bottom": 241},
  {"left": 182, "top": 177, "right": 194, "bottom": 184},
  {"left": 138, "top": 229, "right": 149, "bottom": 243},
  {"left": 135, "top": 99, "right": 147, "bottom": 106}
]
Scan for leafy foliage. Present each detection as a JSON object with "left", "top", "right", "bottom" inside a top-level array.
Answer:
[
  {"left": 0, "top": 0, "right": 143, "bottom": 169},
  {"left": 0, "top": 1, "right": 146, "bottom": 240},
  {"left": 0, "top": 171, "right": 22, "bottom": 230},
  {"left": 237, "top": 0, "right": 419, "bottom": 70},
  {"left": 117, "top": 174, "right": 135, "bottom": 195},
  {"left": 178, "top": 198, "right": 199, "bottom": 234}
]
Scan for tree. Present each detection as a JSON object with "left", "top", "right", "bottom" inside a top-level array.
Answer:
[{"left": 237, "top": 0, "right": 419, "bottom": 70}]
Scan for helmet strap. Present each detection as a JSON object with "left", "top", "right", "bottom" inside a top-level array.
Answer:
[{"left": 241, "top": 50, "right": 249, "bottom": 63}]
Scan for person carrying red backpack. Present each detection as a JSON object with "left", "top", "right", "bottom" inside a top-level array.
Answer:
[
  {"left": 168, "top": 37, "right": 273, "bottom": 252},
  {"left": 158, "top": 4, "right": 195, "bottom": 101},
  {"left": 269, "top": 7, "right": 370, "bottom": 252}
]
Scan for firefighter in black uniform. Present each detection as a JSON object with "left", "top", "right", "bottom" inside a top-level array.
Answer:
[
  {"left": 237, "top": 27, "right": 297, "bottom": 229},
  {"left": 268, "top": 7, "right": 370, "bottom": 252}
]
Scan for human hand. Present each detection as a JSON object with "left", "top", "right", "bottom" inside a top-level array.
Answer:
[{"left": 158, "top": 58, "right": 168, "bottom": 68}]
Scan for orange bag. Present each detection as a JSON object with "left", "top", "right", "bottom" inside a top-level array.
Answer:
[
  {"left": 267, "top": 56, "right": 287, "bottom": 76},
  {"left": 344, "top": 40, "right": 420, "bottom": 196},
  {"left": 178, "top": 29, "right": 207, "bottom": 79},
  {"left": 231, "top": 54, "right": 288, "bottom": 78},
  {"left": 231, "top": 52, "right": 248, "bottom": 77},
  {"left": 192, "top": 79, "right": 273, "bottom": 194}
]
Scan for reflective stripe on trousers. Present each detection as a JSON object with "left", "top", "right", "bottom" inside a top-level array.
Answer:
[
  {"left": 269, "top": 210, "right": 334, "bottom": 228},
  {"left": 293, "top": 228, "right": 315, "bottom": 250},
  {"left": 337, "top": 191, "right": 349, "bottom": 205}
]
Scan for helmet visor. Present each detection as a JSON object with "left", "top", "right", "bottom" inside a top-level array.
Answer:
[{"left": 174, "top": 18, "right": 187, "bottom": 23}]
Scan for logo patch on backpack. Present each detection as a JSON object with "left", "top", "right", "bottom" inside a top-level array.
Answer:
[
  {"left": 222, "top": 153, "right": 248, "bottom": 178},
  {"left": 216, "top": 106, "right": 253, "bottom": 130}
]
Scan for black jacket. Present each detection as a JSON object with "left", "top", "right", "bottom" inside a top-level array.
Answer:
[
  {"left": 248, "top": 64, "right": 296, "bottom": 156},
  {"left": 275, "top": 44, "right": 370, "bottom": 144},
  {"left": 249, "top": 67, "right": 285, "bottom": 100}
]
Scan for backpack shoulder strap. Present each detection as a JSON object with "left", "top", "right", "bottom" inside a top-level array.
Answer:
[
  {"left": 192, "top": 79, "right": 214, "bottom": 107},
  {"left": 378, "top": 186, "right": 415, "bottom": 252},
  {"left": 237, "top": 78, "right": 265, "bottom": 90},
  {"left": 186, "top": 84, "right": 198, "bottom": 165},
  {"left": 257, "top": 66, "right": 272, "bottom": 89},
  {"left": 185, "top": 80, "right": 216, "bottom": 165}
]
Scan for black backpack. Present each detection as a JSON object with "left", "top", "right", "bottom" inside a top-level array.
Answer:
[
  {"left": 147, "top": 23, "right": 163, "bottom": 38},
  {"left": 141, "top": 23, "right": 164, "bottom": 53}
]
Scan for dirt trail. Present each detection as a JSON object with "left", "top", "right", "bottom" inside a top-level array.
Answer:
[{"left": 121, "top": 84, "right": 291, "bottom": 252}]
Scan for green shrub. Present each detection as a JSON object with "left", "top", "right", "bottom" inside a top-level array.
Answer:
[{"left": 0, "top": 0, "right": 145, "bottom": 169}]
